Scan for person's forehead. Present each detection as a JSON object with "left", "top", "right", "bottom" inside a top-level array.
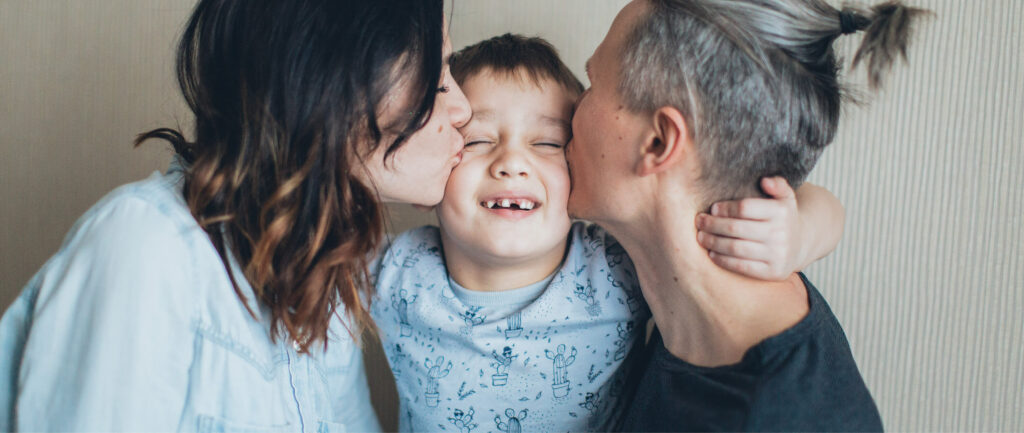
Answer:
[
  {"left": 471, "top": 108, "right": 570, "bottom": 130},
  {"left": 463, "top": 74, "right": 573, "bottom": 128},
  {"left": 590, "top": 0, "right": 646, "bottom": 78}
]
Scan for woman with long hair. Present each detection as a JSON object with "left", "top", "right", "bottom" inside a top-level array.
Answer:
[{"left": 0, "top": 0, "right": 469, "bottom": 430}]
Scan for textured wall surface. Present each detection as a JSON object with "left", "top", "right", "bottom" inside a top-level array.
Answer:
[
  {"left": 1, "top": 1, "right": 1020, "bottom": 431},
  {"left": 809, "top": 2, "right": 1024, "bottom": 430}
]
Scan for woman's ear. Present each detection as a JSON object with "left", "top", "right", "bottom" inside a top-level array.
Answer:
[{"left": 637, "top": 106, "right": 692, "bottom": 176}]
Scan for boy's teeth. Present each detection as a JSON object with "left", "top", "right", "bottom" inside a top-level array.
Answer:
[{"left": 483, "top": 198, "right": 537, "bottom": 210}]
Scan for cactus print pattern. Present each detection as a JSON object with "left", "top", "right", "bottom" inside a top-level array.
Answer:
[{"left": 370, "top": 223, "right": 650, "bottom": 432}]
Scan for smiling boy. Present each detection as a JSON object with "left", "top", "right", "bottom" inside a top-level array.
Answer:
[
  {"left": 372, "top": 35, "right": 644, "bottom": 432},
  {"left": 370, "top": 33, "right": 845, "bottom": 432}
]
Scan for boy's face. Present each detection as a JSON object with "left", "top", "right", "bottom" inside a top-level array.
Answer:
[{"left": 437, "top": 71, "right": 574, "bottom": 266}]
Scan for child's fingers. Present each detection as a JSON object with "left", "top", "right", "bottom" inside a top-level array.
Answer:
[
  {"left": 697, "top": 231, "right": 771, "bottom": 262},
  {"left": 707, "top": 252, "right": 778, "bottom": 280},
  {"left": 696, "top": 214, "right": 770, "bottom": 242},
  {"left": 710, "top": 198, "right": 781, "bottom": 220},
  {"left": 760, "top": 176, "right": 796, "bottom": 200}
]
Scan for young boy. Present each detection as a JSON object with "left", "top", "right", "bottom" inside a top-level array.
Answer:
[{"left": 371, "top": 34, "right": 843, "bottom": 432}]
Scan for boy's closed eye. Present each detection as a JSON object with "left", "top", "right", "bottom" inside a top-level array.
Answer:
[{"left": 533, "top": 142, "right": 564, "bottom": 149}]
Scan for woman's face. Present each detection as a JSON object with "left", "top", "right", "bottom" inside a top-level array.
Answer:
[{"left": 356, "top": 35, "right": 472, "bottom": 206}]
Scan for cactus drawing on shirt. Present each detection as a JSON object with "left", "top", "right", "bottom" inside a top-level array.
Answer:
[
  {"left": 424, "top": 356, "right": 452, "bottom": 408},
  {"left": 402, "top": 242, "right": 440, "bottom": 268},
  {"left": 613, "top": 321, "right": 634, "bottom": 361},
  {"left": 608, "top": 272, "right": 642, "bottom": 313},
  {"left": 605, "top": 240, "right": 627, "bottom": 269},
  {"left": 584, "top": 232, "right": 604, "bottom": 258},
  {"left": 574, "top": 282, "right": 601, "bottom": 317},
  {"left": 545, "top": 344, "right": 577, "bottom": 399},
  {"left": 448, "top": 407, "right": 478, "bottom": 433},
  {"left": 579, "top": 390, "right": 601, "bottom": 413},
  {"left": 505, "top": 311, "right": 522, "bottom": 338},
  {"left": 459, "top": 306, "right": 486, "bottom": 336},
  {"left": 391, "top": 289, "right": 417, "bottom": 337},
  {"left": 490, "top": 346, "right": 518, "bottom": 386},
  {"left": 495, "top": 408, "right": 528, "bottom": 433},
  {"left": 391, "top": 343, "right": 407, "bottom": 377}
]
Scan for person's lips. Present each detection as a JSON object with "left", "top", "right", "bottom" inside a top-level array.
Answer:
[{"left": 478, "top": 192, "right": 542, "bottom": 220}]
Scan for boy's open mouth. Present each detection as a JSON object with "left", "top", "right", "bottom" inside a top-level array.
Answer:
[{"left": 480, "top": 198, "right": 538, "bottom": 211}]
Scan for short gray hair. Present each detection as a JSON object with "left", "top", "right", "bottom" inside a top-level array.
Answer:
[{"left": 619, "top": 0, "right": 929, "bottom": 206}]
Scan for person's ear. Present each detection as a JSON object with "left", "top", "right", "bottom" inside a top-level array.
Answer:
[{"left": 637, "top": 106, "right": 691, "bottom": 176}]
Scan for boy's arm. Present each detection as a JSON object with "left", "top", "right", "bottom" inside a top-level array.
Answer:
[{"left": 695, "top": 177, "right": 845, "bottom": 281}]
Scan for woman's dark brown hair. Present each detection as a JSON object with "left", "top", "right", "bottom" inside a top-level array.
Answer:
[{"left": 136, "top": 0, "right": 445, "bottom": 352}]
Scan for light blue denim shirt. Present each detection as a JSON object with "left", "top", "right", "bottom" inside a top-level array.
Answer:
[{"left": 0, "top": 162, "right": 382, "bottom": 432}]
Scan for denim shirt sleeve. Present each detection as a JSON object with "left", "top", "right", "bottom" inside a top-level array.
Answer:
[{"left": 4, "top": 193, "right": 198, "bottom": 431}]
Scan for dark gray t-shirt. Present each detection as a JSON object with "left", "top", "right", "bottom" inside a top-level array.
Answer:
[{"left": 619, "top": 274, "right": 883, "bottom": 432}]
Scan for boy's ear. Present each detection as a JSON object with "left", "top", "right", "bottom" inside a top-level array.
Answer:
[{"left": 636, "top": 106, "right": 692, "bottom": 176}]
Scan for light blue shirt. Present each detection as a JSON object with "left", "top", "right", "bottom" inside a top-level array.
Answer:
[
  {"left": 0, "top": 162, "right": 381, "bottom": 432},
  {"left": 370, "top": 224, "right": 650, "bottom": 432}
]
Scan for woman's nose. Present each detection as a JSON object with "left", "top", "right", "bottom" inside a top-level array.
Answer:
[{"left": 446, "top": 81, "right": 471, "bottom": 129}]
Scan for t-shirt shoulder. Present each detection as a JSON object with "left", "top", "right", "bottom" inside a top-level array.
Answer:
[
  {"left": 372, "top": 225, "right": 445, "bottom": 297},
  {"left": 623, "top": 274, "right": 881, "bottom": 431},
  {"left": 741, "top": 273, "right": 834, "bottom": 364},
  {"left": 570, "top": 222, "right": 647, "bottom": 316},
  {"left": 650, "top": 273, "right": 831, "bottom": 372}
]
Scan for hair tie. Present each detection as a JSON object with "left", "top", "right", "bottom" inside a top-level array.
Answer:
[{"left": 839, "top": 10, "right": 859, "bottom": 35}]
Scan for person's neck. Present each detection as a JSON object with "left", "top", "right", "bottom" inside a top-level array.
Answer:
[
  {"left": 440, "top": 231, "right": 568, "bottom": 293},
  {"left": 600, "top": 192, "right": 808, "bottom": 367}
]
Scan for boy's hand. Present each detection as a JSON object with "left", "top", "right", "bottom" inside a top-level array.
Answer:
[{"left": 695, "top": 176, "right": 804, "bottom": 281}]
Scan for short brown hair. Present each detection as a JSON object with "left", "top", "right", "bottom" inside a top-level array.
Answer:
[{"left": 450, "top": 33, "right": 584, "bottom": 96}]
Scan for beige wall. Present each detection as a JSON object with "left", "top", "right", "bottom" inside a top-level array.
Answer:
[{"left": 1, "top": 1, "right": 1021, "bottom": 431}]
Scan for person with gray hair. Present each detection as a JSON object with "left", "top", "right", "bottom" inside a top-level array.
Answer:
[{"left": 566, "top": 0, "right": 928, "bottom": 430}]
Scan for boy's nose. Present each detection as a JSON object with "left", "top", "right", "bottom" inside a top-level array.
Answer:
[{"left": 490, "top": 149, "right": 530, "bottom": 179}]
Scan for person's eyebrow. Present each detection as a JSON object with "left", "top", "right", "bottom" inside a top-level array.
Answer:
[
  {"left": 537, "top": 114, "right": 571, "bottom": 130},
  {"left": 472, "top": 109, "right": 568, "bottom": 129},
  {"left": 470, "top": 109, "right": 497, "bottom": 122}
]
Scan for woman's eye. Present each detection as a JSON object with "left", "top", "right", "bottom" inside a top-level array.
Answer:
[
  {"left": 465, "top": 140, "right": 491, "bottom": 147},
  {"left": 437, "top": 85, "right": 450, "bottom": 94}
]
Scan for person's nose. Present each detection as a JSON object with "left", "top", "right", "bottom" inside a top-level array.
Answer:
[
  {"left": 489, "top": 145, "right": 531, "bottom": 180},
  {"left": 446, "top": 81, "right": 471, "bottom": 129}
]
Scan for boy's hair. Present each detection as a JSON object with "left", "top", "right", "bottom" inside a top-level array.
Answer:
[
  {"left": 450, "top": 33, "right": 584, "bottom": 96},
  {"left": 619, "top": 0, "right": 929, "bottom": 207}
]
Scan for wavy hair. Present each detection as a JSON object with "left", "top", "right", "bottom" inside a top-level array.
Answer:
[{"left": 136, "top": 0, "right": 445, "bottom": 352}]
